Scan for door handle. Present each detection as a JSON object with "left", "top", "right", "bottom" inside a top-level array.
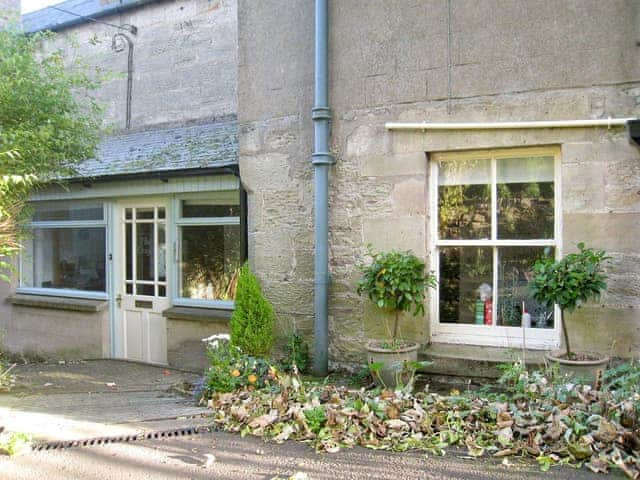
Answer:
[{"left": 116, "top": 294, "right": 122, "bottom": 308}]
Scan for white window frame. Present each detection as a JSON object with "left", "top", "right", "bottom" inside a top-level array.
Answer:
[
  {"left": 170, "top": 191, "right": 240, "bottom": 309},
  {"left": 428, "top": 146, "right": 562, "bottom": 349},
  {"left": 18, "top": 201, "right": 109, "bottom": 300}
]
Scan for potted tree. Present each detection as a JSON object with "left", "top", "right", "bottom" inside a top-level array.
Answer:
[
  {"left": 530, "top": 243, "right": 611, "bottom": 380},
  {"left": 357, "top": 247, "right": 436, "bottom": 388}
]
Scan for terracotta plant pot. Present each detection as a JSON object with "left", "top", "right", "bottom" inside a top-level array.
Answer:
[
  {"left": 545, "top": 351, "right": 610, "bottom": 382},
  {"left": 366, "top": 340, "right": 419, "bottom": 389}
]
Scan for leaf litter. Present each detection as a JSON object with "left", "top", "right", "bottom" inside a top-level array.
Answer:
[{"left": 206, "top": 365, "right": 640, "bottom": 478}]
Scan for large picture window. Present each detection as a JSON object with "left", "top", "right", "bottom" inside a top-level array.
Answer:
[
  {"left": 176, "top": 191, "right": 241, "bottom": 304},
  {"left": 21, "top": 202, "right": 107, "bottom": 295},
  {"left": 431, "top": 148, "right": 560, "bottom": 347}
]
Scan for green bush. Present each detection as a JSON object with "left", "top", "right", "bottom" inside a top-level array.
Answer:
[
  {"left": 282, "top": 332, "right": 310, "bottom": 374},
  {"left": 530, "top": 243, "right": 609, "bottom": 358},
  {"left": 230, "top": 263, "right": 275, "bottom": 357},
  {"left": 203, "top": 335, "right": 274, "bottom": 397}
]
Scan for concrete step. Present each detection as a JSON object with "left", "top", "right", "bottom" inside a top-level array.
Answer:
[{"left": 418, "top": 343, "right": 550, "bottom": 379}]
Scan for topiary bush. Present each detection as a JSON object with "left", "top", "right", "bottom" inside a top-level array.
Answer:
[
  {"left": 230, "top": 263, "right": 275, "bottom": 357},
  {"left": 357, "top": 247, "right": 437, "bottom": 347},
  {"left": 530, "top": 243, "right": 610, "bottom": 359}
]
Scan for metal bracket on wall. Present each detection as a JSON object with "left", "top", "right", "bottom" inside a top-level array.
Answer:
[{"left": 112, "top": 32, "right": 136, "bottom": 130}]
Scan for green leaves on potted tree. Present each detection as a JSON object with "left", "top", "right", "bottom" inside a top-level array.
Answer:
[
  {"left": 357, "top": 248, "right": 436, "bottom": 389},
  {"left": 530, "top": 243, "right": 611, "bottom": 380}
]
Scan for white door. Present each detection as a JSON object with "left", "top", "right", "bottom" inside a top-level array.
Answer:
[{"left": 114, "top": 204, "right": 169, "bottom": 364}]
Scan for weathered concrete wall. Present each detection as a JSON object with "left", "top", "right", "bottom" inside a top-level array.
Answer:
[
  {"left": 238, "top": 0, "right": 640, "bottom": 364},
  {"left": 167, "top": 319, "right": 229, "bottom": 372},
  {"left": 47, "top": 0, "right": 237, "bottom": 130},
  {"left": 2, "top": 306, "right": 108, "bottom": 360}
]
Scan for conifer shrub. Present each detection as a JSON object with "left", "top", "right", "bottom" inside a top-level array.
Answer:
[{"left": 230, "top": 263, "right": 275, "bottom": 356}]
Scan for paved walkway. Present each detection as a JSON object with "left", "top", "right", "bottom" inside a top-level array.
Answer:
[
  {"left": 1, "top": 429, "right": 619, "bottom": 480},
  {"left": 0, "top": 360, "right": 624, "bottom": 479},
  {"left": 0, "top": 360, "right": 208, "bottom": 441}
]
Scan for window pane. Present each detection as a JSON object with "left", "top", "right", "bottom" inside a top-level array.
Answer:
[
  {"left": 439, "top": 246, "right": 493, "bottom": 324},
  {"left": 136, "top": 284, "right": 154, "bottom": 296},
  {"left": 136, "top": 223, "right": 154, "bottom": 281},
  {"left": 32, "top": 202, "right": 103, "bottom": 221},
  {"left": 125, "top": 223, "right": 133, "bottom": 281},
  {"left": 158, "top": 224, "right": 166, "bottom": 283},
  {"left": 497, "top": 246, "right": 555, "bottom": 329},
  {"left": 438, "top": 159, "right": 491, "bottom": 239},
  {"left": 497, "top": 156, "right": 554, "bottom": 239},
  {"left": 180, "top": 225, "right": 241, "bottom": 300},
  {"left": 136, "top": 208, "right": 154, "bottom": 220},
  {"left": 22, "top": 228, "right": 106, "bottom": 291},
  {"left": 181, "top": 201, "right": 239, "bottom": 218}
]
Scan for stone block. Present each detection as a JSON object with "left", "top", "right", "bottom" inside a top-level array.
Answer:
[
  {"left": 566, "top": 307, "right": 640, "bottom": 358},
  {"left": 561, "top": 162, "right": 606, "bottom": 213},
  {"left": 361, "top": 152, "right": 427, "bottom": 177},
  {"left": 363, "top": 216, "right": 425, "bottom": 254},
  {"left": 345, "top": 124, "right": 391, "bottom": 157},
  {"left": 563, "top": 212, "right": 640, "bottom": 254},
  {"left": 239, "top": 153, "right": 291, "bottom": 192},
  {"left": 392, "top": 177, "right": 426, "bottom": 216}
]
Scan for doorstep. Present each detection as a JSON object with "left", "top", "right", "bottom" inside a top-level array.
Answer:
[{"left": 418, "top": 343, "right": 550, "bottom": 379}]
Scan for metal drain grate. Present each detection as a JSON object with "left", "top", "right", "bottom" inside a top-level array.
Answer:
[{"left": 32, "top": 426, "right": 212, "bottom": 452}]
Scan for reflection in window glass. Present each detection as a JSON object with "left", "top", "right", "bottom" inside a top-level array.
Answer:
[
  {"left": 32, "top": 203, "right": 103, "bottom": 222},
  {"left": 22, "top": 228, "right": 106, "bottom": 291},
  {"left": 438, "top": 158, "right": 491, "bottom": 240},
  {"left": 439, "top": 247, "right": 493, "bottom": 324},
  {"left": 136, "top": 223, "right": 154, "bottom": 281},
  {"left": 497, "top": 157, "right": 554, "bottom": 239},
  {"left": 497, "top": 247, "right": 554, "bottom": 328},
  {"left": 180, "top": 225, "right": 241, "bottom": 300},
  {"left": 181, "top": 202, "right": 239, "bottom": 218}
]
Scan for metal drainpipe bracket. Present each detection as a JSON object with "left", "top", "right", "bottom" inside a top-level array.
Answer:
[{"left": 311, "top": 152, "right": 335, "bottom": 165}]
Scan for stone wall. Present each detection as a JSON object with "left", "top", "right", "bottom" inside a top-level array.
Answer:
[
  {"left": 45, "top": 0, "right": 237, "bottom": 131},
  {"left": 238, "top": 0, "right": 640, "bottom": 364}
]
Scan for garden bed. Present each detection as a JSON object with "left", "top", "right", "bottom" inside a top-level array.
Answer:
[{"left": 204, "top": 361, "right": 640, "bottom": 478}]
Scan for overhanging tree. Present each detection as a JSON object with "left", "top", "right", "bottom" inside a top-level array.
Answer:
[{"left": 0, "top": 22, "right": 103, "bottom": 278}]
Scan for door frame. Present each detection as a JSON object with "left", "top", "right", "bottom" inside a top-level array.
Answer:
[{"left": 110, "top": 196, "right": 173, "bottom": 362}]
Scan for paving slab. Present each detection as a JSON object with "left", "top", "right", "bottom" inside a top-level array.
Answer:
[{"left": 0, "top": 360, "right": 208, "bottom": 441}]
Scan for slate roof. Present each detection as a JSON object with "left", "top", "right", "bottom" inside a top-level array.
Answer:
[
  {"left": 71, "top": 121, "right": 238, "bottom": 180},
  {"left": 23, "top": 0, "right": 157, "bottom": 34}
]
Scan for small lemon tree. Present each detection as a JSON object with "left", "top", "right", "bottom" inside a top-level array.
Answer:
[
  {"left": 530, "top": 243, "right": 609, "bottom": 359},
  {"left": 357, "top": 248, "right": 436, "bottom": 347}
]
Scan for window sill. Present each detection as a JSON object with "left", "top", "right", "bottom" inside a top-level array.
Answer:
[
  {"left": 7, "top": 293, "right": 108, "bottom": 313},
  {"left": 162, "top": 306, "right": 232, "bottom": 323}
]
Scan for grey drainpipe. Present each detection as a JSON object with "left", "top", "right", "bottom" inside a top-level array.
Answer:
[{"left": 311, "top": 0, "right": 334, "bottom": 377}]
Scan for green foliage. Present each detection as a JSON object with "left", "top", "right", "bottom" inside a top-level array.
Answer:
[
  {"left": 282, "top": 332, "right": 310, "bottom": 374},
  {"left": 530, "top": 243, "right": 610, "bottom": 357},
  {"left": 357, "top": 247, "right": 436, "bottom": 343},
  {"left": 203, "top": 335, "right": 274, "bottom": 397},
  {"left": 530, "top": 243, "right": 609, "bottom": 314},
  {"left": 230, "top": 264, "right": 276, "bottom": 357},
  {"left": 0, "top": 432, "right": 32, "bottom": 456},
  {"left": 0, "top": 24, "right": 103, "bottom": 179},
  {"left": 303, "top": 406, "right": 327, "bottom": 434},
  {"left": 603, "top": 360, "right": 640, "bottom": 422},
  {"left": 0, "top": 24, "right": 104, "bottom": 279}
]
